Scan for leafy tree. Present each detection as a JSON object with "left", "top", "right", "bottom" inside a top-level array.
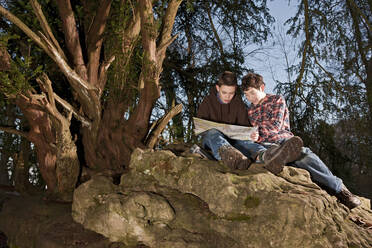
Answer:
[
  {"left": 274, "top": 0, "right": 372, "bottom": 191},
  {"left": 0, "top": 0, "right": 276, "bottom": 201},
  {"left": 0, "top": 0, "right": 182, "bottom": 201}
]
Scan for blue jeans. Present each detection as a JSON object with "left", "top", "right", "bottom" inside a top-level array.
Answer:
[
  {"left": 202, "top": 129, "right": 343, "bottom": 193},
  {"left": 201, "top": 129, "right": 265, "bottom": 160},
  {"left": 290, "top": 147, "right": 343, "bottom": 193}
]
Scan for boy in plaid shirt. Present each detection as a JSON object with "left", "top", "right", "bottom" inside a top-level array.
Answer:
[{"left": 241, "top": 72, "right": 360, "bottom": 209}]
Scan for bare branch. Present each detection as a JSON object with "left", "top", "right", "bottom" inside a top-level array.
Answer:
[
  {"left": 0, "top": 126, "right": 29, "bottom": 139},
  {"left": 292, "top": 0, "right": 310, "bottom": 107},
  {"left": 30, "top": 0, "right": 67, "bottom": 62},
  {"left": 53, "top": 93, "right": 91, "bottom": 127},
  {"left": 122, "top": 3, "right": 141, "bottom": 54},
  {"left": 0, "top": 45, "right": 11, "bottom": 71},
  {"left": 36, "top": 73, "right": 56, "bottom": 109},
  {"left": 204, "top": 2, "right": 224, "bottom": 57},
  {"left": 0, "top": 5, "right": 53, "bottom": 59},
  {"left": 38, "top": 32, "right": 96, "bottom": 93},
  {"left": 98, "top": 55, "right": 115, "bottom": 95},
  {"left": 86, "top": 0, "right": 112, "bottom": 87},
  {"left": 156, "top": 0, "right": 183, "bottom": 64},
  {"left": 146, "top": 103, "right": 183, "bottom": 149},
  {"left": 156, "top": 33, "right": 179, "bottom": 58},
  {"left": 55, "top": 0, "right": 87, "bottom": 79},
  {"left": 347, "top": 0, "right": 372, "bottom": 32}
]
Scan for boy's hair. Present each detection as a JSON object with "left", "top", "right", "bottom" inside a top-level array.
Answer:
[
  {"left": 241, "top": 73, "right": 265, "bottom": 90},
  {"left": 217, "top": 71, "right": 237, "bottom": 86}
]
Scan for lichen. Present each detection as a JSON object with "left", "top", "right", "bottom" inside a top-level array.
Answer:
[{"left": 244, "top": 196, "right": 260, "bottom": 208}]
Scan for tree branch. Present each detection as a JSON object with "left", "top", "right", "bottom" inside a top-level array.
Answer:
[
  {"left": 35, "top": 72, "right": 90, "bottom": 127},
  {"left": 0, "top": 5, "right": 53, "bottom": 59},
  {"left": 38, "top": 32, "right": 96, "bottom": 94},
  {"left": 156, "top": 0, "right": 183, "bottom": 65},
  {"left": 30, "top": 0, "right": 67, "bottom": 62},
  {"left": 86, "top": 0, "right": 112, "bottom": 88},
  {"left": 347, "top": 0, "right": 372, "bottom": 32},
  {"left": 98, "top": 55, "right": 115, "bottom": 96},
  {"left": 146, "top": 103, "right": 183, "bottom": 149},
  {"left": 204, "top": 2, "right": 225, "bottom": 57},
  {"left": 55, "top": 0, "right": 87, "bottom": 80},
  {"left": 53, "top": 93, "right": 91, "bottom": 127},
  {"left": 36, "top": 73, "right": 56, "bottom": 109},
  {"left": 0, "top": 4, "right": 97, "bottom": 119},
  {"left": 0, "top": 126, "right": 29, "bottom": 139},
  {"left": 292, "top": 0, "right": 310, "bottom": 107}
]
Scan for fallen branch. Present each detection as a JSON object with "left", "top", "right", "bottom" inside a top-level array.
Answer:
[{"left": 146, "top": 103, "right": 182, "bottom": 149}]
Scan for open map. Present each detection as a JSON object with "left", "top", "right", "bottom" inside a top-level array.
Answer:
[{"left": 193, "top": 117, "right": 258, "bottom": 141}]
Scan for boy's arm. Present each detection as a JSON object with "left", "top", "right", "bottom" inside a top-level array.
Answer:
[
  {"left": 257, "top": 96, "right": 291, "bottom": 143},
  {"left": 196, "top": 98, "right": 210, "bottom": 119}
]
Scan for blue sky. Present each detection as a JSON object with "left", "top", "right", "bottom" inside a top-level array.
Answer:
[{"left": 244, "top": 0, "right": 299, "bottom": 94}]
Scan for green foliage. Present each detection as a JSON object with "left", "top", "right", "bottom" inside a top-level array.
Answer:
[
  {"left": 0, "top": 56, "right": 42, "bottom": 96},
  {"left": 275, "top": 0, "right": 372, "bottom": 195},
  {"left": 158, "top": 0, "right": 275, "bottom": 142},
  {"left": 103, "top": 0, "right": 142, "bottom": 105}
]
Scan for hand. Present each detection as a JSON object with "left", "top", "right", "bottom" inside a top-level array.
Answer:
[{"left": 250, "top": 129, "right": 259, "bottom": 142}]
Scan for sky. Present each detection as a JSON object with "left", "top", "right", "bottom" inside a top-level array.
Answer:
[{"left": 244, "top": 0, "right": 299, "bottom": 94}]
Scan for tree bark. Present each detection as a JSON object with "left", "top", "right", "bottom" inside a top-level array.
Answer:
[
  {"left": 0, "top": 104, "right": 16, "bottom": 186},
  {"left": 14, "top": 137, "right": 31, "bottom": 193}
]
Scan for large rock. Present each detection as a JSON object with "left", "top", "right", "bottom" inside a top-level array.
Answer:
[{"left": 72, "top": 148, "right": 372, "bottom": 248}]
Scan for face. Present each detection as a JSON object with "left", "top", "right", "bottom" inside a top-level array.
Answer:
[
  {"left": 244, "top": 86, "right": 264, "bottom": 105},
  {"left": 216, "top": 85, "right": 236, "bottom": 103}
]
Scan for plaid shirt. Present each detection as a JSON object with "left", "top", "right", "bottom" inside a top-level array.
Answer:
[{"left": 247, "top": 94, "right": 293, "bottom": 144}]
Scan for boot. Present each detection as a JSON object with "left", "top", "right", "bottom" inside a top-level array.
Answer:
[
  {"left": 261, "top": 136, "right": 303, "bottom": 174},
  {"left": 218, "top": 145, "right": 252, "bottom": 170},
  {"left": 335, "top": 185, "right": 361, "bottom": 209}
]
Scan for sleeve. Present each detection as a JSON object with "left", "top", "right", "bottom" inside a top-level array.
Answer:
[
  {"left": 196, "top": 98, "right": 210, "bottom": 120},
  {"left": 257, "top": 96, "right": 290, "bottom": 143},
  {"left": 236, "top": 101, "right": 252, "bottom": 127}
]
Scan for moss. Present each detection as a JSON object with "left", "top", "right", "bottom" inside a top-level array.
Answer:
[
  {"left": 225, "top": 214, "right": 251, "bottom": 222},
  {"left": 279, "top": 184, "right": 293, "bottom": 192},
  {"left": 244, "top": 196, "right": 260, "bottom": 208}
]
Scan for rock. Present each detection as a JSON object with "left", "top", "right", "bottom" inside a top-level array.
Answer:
[{"left": 72, "top": 148, "right": 372, "bottom": 248}]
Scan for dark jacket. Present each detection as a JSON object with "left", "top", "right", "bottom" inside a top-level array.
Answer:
[{"left": 197, "top": 86, "right": 251, "bottom": 126}]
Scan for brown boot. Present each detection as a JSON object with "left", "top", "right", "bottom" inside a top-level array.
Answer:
[
  {"left": 261, "top": 136, "right": 303, "bottom": 174},
  {"left": 218, "top": 145, "right": 252, "bottom": 170},
  {"left": 335, "top": 185, "right": 361, "bottom": 209}
]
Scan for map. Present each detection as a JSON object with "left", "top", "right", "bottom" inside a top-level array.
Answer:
[{"left": 193, "top": 117, "right": 257, "bottom": 140}]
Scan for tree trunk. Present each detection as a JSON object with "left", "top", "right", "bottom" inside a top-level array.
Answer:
[
  {"left": 0, "top": 104, "right": 18, "bottom": 186},
  {"left": 16, "top": 95, "right": 79, "bottom": 201},
  {"left": 14, "top": 136, "right": 31, "bottom": 193},
  {"left": 366, "top": 58, "right": 372, "bottom": 133}
]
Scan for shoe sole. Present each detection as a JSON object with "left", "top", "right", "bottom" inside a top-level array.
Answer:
[
  {"left": 264, "top": 136, "right": 303, "bottom": 174},
  {"left": 220, "top": 146, "right": 249, "bottom": 170}
]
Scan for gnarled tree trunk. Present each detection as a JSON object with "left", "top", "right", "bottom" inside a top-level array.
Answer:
[{"left": 0, "top": 0, "right": 182, "bottom": 196}]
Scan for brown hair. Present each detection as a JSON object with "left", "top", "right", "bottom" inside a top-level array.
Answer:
[
  {"left": 241, "top": 73, "right": 265, "bottom": 91},
  {"left": 217, "top": 71, "right": 237, "bottom": 87}
]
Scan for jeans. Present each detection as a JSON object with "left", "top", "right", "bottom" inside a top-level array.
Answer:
[
  {"left": 202, "top": 129, "right": 343, "bottom": 193},
  {"left": 290, "top": 147, "right": 343, "bottom": 193},
  {"left": 201, "top": 129, "right": 265, "bottom": 160}
]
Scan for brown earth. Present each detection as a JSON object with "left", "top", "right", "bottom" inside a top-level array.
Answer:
[{"left": 0, "top": 191, "right": 143, "bottom": 248}]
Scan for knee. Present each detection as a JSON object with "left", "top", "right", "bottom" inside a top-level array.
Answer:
[{"left": 203, "top": 128, "right": 223, "bottom": 138}]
